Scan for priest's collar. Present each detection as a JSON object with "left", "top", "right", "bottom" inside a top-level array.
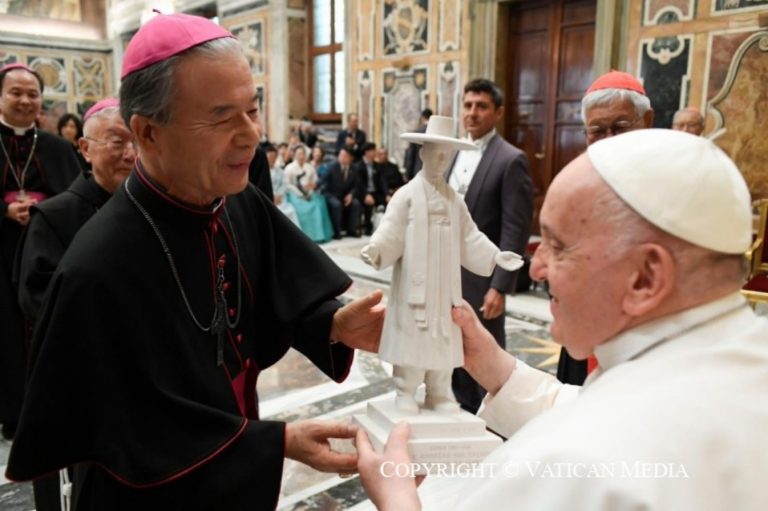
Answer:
[
  {"left": 592, "top": 291, "right": 749, "bottom": 372},
  {"left": 0, "top": 117, "right": 35, "bottom": 136},
  {"left": 126, "top": 160, "right": 226, "bottom": 228}
]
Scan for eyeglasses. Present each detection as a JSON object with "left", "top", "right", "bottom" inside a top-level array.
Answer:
[
  {"left": 584, "top": 117, "right": 642, "bottom": 143},
  {"left": 85, "top": 137, "right": 134, "bottom": 153}
]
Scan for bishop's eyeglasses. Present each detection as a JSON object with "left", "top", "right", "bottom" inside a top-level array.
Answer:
[
  {"left": 84, "top": 137, "right": 134, "bottom": 153},
  {"left": 584, "top": 117, "right": 642, "bottom": 143}
]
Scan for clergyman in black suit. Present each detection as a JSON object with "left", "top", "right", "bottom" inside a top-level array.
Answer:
[
  {"left": 374, "top": 147, "right": 404, "bottom": 206},
  {"left": 334, "top": 113, "right": 367, "bottom": 157},
  {"left": 321, "top": 146, "right": 363, "bottom": 238},
  {"left": 446, "top": 78, "right": 534, "bottom": 414}
]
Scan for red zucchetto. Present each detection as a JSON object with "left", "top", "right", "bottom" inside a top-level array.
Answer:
[{"left": 586, "top": 70, "right": 646, "bottom": 95}]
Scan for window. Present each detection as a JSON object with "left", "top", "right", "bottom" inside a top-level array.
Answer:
[{"left": 309, "top": 0, "right": 344, "bottom": 120}]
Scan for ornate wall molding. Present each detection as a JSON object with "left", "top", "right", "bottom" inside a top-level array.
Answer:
[
  {"left": 231, "top": 19, "right": 266, "bottom": 75},
  {"left": 358, "top": 69, "right": 375, "bottom": 137},
  {"left": 438, "top": 0, "right": 461, "bottom": 52},
  {"left": 643, "top": 1, "right": 695, "bottom": 26},
  {"left": 711, "top": 0, "right": 768, "bottom": 16},
  {"left": 381, "top": 65, "right": 429, "bottom": 166},
  {"left": 708, "top": 30, "right": 768, "bottom": 130},
  {"left": 382, "top": 0, "right": 430, "bottom": 57},
  {"left": 437, "top": 60, "right": 460, "bottom": 124},
  {"left": 357, "top": 0, "right": 376, "bottom": 61}
]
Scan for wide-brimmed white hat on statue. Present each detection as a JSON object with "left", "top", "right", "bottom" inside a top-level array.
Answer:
[
  {"left": 587, "top": 128, "right": 751, "bottom": 254},
  {"left": 400, "top": 115, "right": 477, "bottom": 151}
]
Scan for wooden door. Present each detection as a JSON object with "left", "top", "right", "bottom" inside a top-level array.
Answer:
[{"left": 504, "top": 0, "right": 596, "bottom": 232}]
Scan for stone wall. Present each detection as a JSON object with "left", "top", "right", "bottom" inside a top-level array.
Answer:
[
  {"left": 626, "top": 0, "right": 768, "bottom": 199},
  {"left": 0, "top": 1, "right": 112, "bottom": 129},
  {"left": 347, "top": 0, "right": 473, "bottom": 168},
  {"left": 0, "top": 41, "right": 113, "bottom": 127}
]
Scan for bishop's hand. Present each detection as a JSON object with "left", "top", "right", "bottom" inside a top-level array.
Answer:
[
  {"left": 330, "top": 290, "right": 384, "bottom": 353},
  {"left": 285, "top": 420, "right": 358, "bottom": 473},
  {"left": 495, "top": 250, "right": 524, "bottom": 272}
]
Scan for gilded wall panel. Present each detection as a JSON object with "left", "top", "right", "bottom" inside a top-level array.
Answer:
[
  {"left": 349, "top": 1, "right": 471, "bottom": 155},
  {"left": 382, "top": 0, "right": 429, "bottom": 56},
  {"left": 437, "top": 61, "right": 460, "bottom": 121},
  {"left": 231, "top": 20, "right": 266, "bottom": 76},
  {"left": 708, "top": 32, "right": 768, "bottom": 199},
  {"left": 382, "top": 67, "right": 428, "bottom": 167},
  {"left": 288, "top": 17, "right": 308, "bottom": 119},
  {"left": 73, "top": 57, "right": 105, "bottom": 97},
  {"left": 638, "top": 34, "right": 693, "bottom": 126},
  {"left": 0, "top": 44, "right": 112, "bottom": 126},
  {"left": 358, "top": 70, "right": 375, "bottom": 137},
  {"left": 27, "top": 56, "right": 68, "bottom": 95},
  {"left": 643, "top": 0, "right": 695, "bottom": 25},
  {"left": 221, "top": 9, "right": 273, "bottom": 136},
  {"left": 439, "top": 0, "right": 461, "bottom": 51},
  {"left": 712, "top": 0, "right": 768, "bottom": 14},
  {"left": 357, "top": 0, "right": 376, "bottom": 61},
  {"left": 628, "top": 0, "right": 768, "bottom": 198},
  {"left": 704, "top": 30, "right": 754, "bottom": 100}
]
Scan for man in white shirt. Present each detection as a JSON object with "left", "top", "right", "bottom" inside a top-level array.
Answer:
[
  {"left": 357, "top": 129, "right": 767, "bottom": 510},
  {"left": 446, "top": 78, "right": 533, "bottom": 413}
]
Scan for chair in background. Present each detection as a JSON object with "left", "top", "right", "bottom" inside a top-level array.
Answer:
[{"left": 742, "top": 199, "right": 768, "bottom": 308}]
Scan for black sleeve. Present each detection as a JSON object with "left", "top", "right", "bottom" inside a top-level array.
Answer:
[
  {"left": 16, "top": 210, "right": 66, "bottom": 322},
  {"left": 292, "top": 299, "right": 354, "bottom": 382},
  {"left": 74, "top": 420, "right": 286, "bottom": 510},
  {"left": 335, "top": 131, "right": 346, "bottom": 152}
]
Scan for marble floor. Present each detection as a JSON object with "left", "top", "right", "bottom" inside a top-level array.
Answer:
[
  {"left": 3, "top": 236, "right": 767, "bottom": 510},
  {"left": 0, "top": 236, "right": 613, "bottom": 510}
]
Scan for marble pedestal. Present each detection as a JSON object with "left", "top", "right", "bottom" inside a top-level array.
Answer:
[{"left": 354, "top": 398, "right": 502, "bottom": 474}]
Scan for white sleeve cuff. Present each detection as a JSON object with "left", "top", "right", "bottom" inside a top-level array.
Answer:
[{"left": 479, "top": 360, "right": 580, "bottom": 438}]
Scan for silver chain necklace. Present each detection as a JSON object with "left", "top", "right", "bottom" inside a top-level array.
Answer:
[
  {"left": 124, "top": 176, "right": 243, "bottom": 366},
  {"left": 0, "top": 127, "right": 38, "bottom": 197}
]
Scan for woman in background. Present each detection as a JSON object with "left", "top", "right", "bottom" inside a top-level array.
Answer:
[
  {"left": 57, "top": 113, "right": 88, "bottom": 170},
  {"left": 311, "top": 144, "right": 330, "bottom": 180},
  {"left": 284, "top": 145, "right": 333, "bottom": 243}
]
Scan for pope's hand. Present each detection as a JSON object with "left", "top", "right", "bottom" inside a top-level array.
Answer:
[
  {"left": 357, "top": 422, "right": 424, "bottom": 511},
  {"left": 285, "top": 420, "right": 358, "bottom": 473},
  {"left": 361, "top": 244, "right": 381, "bottom": 268},
  {"left": 452, "top": 301, "right": 516, "bottom": 396},
  {"left": 495, "top": 251, "right": 524, "bottom": 271}
]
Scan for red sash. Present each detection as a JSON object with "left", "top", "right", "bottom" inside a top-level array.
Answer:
[{"left": 3, "top": 190, "right": 48, "bottom": 204}]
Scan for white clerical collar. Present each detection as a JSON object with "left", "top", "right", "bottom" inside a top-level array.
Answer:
[
  {"left": 466, "top": 128, "right": 496, "bottom": 151},
  {"left": 0, "top": 116, "right": 35, "bottom": 136},
  {"left": 593, "top": 292, "right": 749, "bottom": 371}
]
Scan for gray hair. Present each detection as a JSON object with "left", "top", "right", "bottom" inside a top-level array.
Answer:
[
  {"left": 83, "top": 106, "right": 121, "bottom": 138},
  {"left": 581, "top": 88, "right": 651, "bottom": 125},
  {"left": 595, "top": 183, "right": 743, "bottom": 290},
  {"left": 119, "top": 37, "right": 244, "bottom": 129},
  {"left": 672, "top": 108, "right": 704, "bottom": 126}
]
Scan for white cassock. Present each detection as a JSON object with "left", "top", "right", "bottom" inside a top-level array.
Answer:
[
  {"left": 418, "top": 292, "right": 768, "bottom": 510},
  {"left": 363, "top": 173, "right": 504, "bottom": 370}
]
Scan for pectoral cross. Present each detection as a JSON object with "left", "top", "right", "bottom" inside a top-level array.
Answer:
[{"left": 212, "top": 265, "right": 228, "bottom": 366}]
